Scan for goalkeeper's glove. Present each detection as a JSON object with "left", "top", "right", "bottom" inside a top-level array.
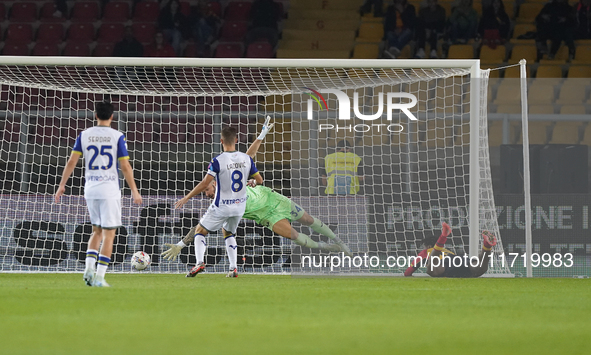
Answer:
[
  {"left": 257, "top": 115, "right": 275, "bottom": 140},
  {"left": 161, "top": 243, "right": 184, "bottom": 261}
]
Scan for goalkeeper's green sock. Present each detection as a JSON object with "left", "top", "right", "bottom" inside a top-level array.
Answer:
[
  {"left": 294, "top": 233, "right": 319, "bottom": 249},
  {"left": 310, "top": 218, "right": 336, "bottom": 240}
]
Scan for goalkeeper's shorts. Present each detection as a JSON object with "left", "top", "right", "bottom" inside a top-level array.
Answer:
[{"left": 248, "top": 192, "right": 305, "bottom": 230}]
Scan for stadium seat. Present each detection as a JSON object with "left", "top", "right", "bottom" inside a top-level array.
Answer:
[
  {"left": 5, "top": 24, "right": 34, "bottom": 42},
  {"left": 97, "top": 23, "right": 125, "bottom": 43},
  {"left": 37, "top": 23, "right": 64, "bottom": 42},
  {"left": 494, "top": 82, "right": 521, "bottom": 105},
  {"left": 3, "top": 42, "right": 30, "bottom": 56},
  {"left": 568, "top": 66, "right": 591, "bottom": 78},
  {"left": 133, "top": 1, "right": 160, "bottom": 22},
  {"left": 10, "top": 2, "right": 37, "bottom": 22},
  {"left": 126, "top": 122, "right": 154, "bottom": 143},
  {"left": 215, "top": 43, "right": 243, "bottom": 58},
  {"left": 480, "top": 45, "right": 506, "bottom": 62},
  {"left": 39, "top": 2, "right": 65, "bottom": 22},
  {"left": 511, "top": 24, "right": 536, "bottom": 43},
  {"left": 169, "top": 96, "right": 196, "bottom": 111},
  {"left": 132, "top": 23, "right": 157, "bottom": 44},
  {"left": 102, "top": 1, "right": 130, "bottom": 22},
  {"left": 550, "top": 121, "right": 582, "bottom": 144},
  {"left": 2, "top": 122, "right": 21, "bottom": 142},
  {"left": 518, "top": 121, "right": 551, "bottom": 144},
  {"left": 495, "top": 104, "right": 521, "bottom": 113},
  {"left": 352, "top": 43, "right": 379, "bottom": 59},
  {"left": 64, "top": 118, "right": 93, "bottom": 144},
  {"left": 556, "top": 82, "right": 588, "bottom": 104},
  {"left": 67, "top": 23, "right": 95, "bottom": 41},
  {"left": 528, "top": 84, "right": 555, "bottom": 104},
  {"left": 574, "top": 46, "right": 591, "bottom": 63},
  {"left": 487, "top": 121, "right": 506, "bottom": 146},
  {"left": 503, "top": 64, "right": 530, "bottom": 78},
  {"left": 188, "top": 121, "right": 214, "bottom": 143},
  {"left": 225, "top": 2, "right": 252, "bottom": 21},
  {"left": 229, "top": 96, "right": 258, "bottom": 112},
  {"left": 219, "top": 21, "right": 248, "bottom": 41},
  {"left": 160, "top": 120, "right": 188, "bottom": 143},
  {"left": 206, "top": 1, "right": 222, "bottom": 17},
  {"left": 93, "top": 43, "right": 115, "bottom": 57},
  {"left": 536, "top": 65, "right": 563, "bottom": 78},
  {"left": 356, "top": 22, "right": 383, "bottom": 42},
  {"left": 70, "top": 1, "right": 100, "bottom": 21},
  {"left": 183, "top": 41, "right": 198, "bottom": 57},
  {"left": 560, "top": 105, "right": 586, "bottom": 114},
  {"left": 63, "top": 41, "right": 91, "bottom": 56},
  {"left": 510, "top": 45, "right": 537, "bottom": 62},
  {"left": 33, "top": 42, "right": 60, "bottom": 56},
  {"left": 246, "top": 42, "right": 274, "bottom": 58},
  {"left": 0, "top": 3, "right": 5, "bottom": 21},
  {"left": 34, "top": 117, "right": 61, "bottom": 145},
  {"left": 448, "top": 45, "right": 474, "bottom": 59},
  {"left": 180, "top": 1, "right": 191, "bottom": 16},
  {"left": 517, "top": 3, "right": 544, "bottom": 24},
  {"left": 529, "top": 105, "right": 554, "bottom": 114}
]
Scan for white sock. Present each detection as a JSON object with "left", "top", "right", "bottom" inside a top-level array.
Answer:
[
  {"left": 85, "top": 249, "right": 98, "bottom": 270},
  {"left": 194, "top": 234, "right": 206, "bottom": 265},
  {"left": 96, "top": 254, "right": 110, "bottom": 278},
  {"left": 225, "top": 235, "right": 238, "bottom": 270}
]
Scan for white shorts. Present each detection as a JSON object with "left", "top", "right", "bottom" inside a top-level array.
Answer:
[
  {"left": 86, "top": 198, "right": 122, "bottom": 229},
  {"left": 199, "top": 206, "right": 242, "bottom": 234}
]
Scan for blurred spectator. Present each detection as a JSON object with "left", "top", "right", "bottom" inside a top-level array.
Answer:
[
  {"left": 535, "top": 0, "right": 575, "bottom": 60},
  {"left": 478, "top": 0, "right": 510, "bottom": 46},
  {"left": 448, "top": 0, "right": 478, "bottom": 44},
  {"left": 113, "top": 27, "right": 144, "bottom": 57},
  {"left": 322, "top": 140, "right": 363, "bottom": 195},
  {"left": 360, "top": 0, "right": 384, "bottom": 17},
  {"left": 245, "top": 0, "right": 280, "bottom": 46},
  {"left": 415, "top": 0, "right": 446, "bottom": 58},
  {"left": 189, "top": 0, "right": 221, "bottom": 56},
  {"left": 145, "top": 32, "right": 176, "bottom": 57},
  {"left": 383, "top": 0, "right": 416, "bottom": 58},
  {"left": 574, "top": 0, "right": 591, "bottom": 39},
  {"left": 158, "top": 0, "right": 188, "bottom": 55}
]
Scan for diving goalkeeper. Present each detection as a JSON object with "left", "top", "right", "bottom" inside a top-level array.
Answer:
[{"left": 162, "top": 117, "right": 352, "bottom": 270}]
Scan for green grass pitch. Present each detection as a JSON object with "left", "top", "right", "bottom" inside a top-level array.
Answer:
[{"left": 1, "top": 274, "right": 589, "bottom": 355}]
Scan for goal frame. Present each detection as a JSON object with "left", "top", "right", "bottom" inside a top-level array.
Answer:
[{"left": 0, "top": 56, "right": 483, "bottom": 259}]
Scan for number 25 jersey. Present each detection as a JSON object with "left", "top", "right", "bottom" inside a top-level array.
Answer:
[
  {"left": 207, "top": 151, "right": 259, "bottom": 216},
  {"left": 72, "top": 126, "right": 129, "bottom": 200}
]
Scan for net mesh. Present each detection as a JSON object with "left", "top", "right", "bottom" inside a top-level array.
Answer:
[{"left": 0, "top": 61, "right": 509, "bottom": 275}]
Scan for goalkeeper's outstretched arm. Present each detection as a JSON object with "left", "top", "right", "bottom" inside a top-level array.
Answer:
[{"left": 246, "top": 116, "right": 274, "bottom": 158}]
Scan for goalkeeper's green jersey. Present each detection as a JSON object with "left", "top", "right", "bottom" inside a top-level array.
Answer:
[{"left": 243, "top": 185, "right": 305, "bottom": 229}]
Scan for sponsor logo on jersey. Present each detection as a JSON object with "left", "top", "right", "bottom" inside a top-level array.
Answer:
[{"left": 221, "top": 196, "right": 248, "bottom": 205}]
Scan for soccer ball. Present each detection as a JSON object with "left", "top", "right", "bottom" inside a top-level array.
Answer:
[{"left": 131, "top": 251, "right": 151, "bottom": 271}]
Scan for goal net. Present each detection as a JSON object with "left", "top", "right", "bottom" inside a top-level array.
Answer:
[{"left": 0, "top": 57, "right": 510, "bottom": 276}]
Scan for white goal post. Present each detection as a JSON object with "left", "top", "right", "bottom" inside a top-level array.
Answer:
[{"left": 0, "top": 56, "right": 511, "bottom": 276}]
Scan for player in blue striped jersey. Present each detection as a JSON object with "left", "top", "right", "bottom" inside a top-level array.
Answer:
[
  {"left": 55, "top": 101, "right": 142, "bottom": 287},
  {"left": 169, "top": 125, "right": 263, "bottom": 277}
]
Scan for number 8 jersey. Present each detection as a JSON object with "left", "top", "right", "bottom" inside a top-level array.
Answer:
[
  {"left": 207, "top": 151, "right": 259, "bottom": 216},
  {"left": 72, "top": 126, "right": 129, "bottom": 200}
]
